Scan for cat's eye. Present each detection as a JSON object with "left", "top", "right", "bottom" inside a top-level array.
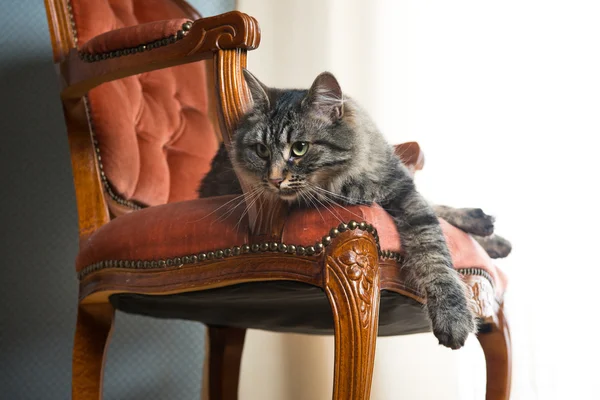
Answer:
[
  {"left": 291, "top": 141, "right": 309, "bottom": 157},
  {"left": 256, "top": 143, "right": 270, "bottom": 158}
]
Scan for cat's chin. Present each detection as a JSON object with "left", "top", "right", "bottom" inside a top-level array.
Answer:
[{"left": 278, "top": 190, "right": 299, "bottom": 202}]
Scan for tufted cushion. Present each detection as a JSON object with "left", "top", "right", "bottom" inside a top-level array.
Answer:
[{"left": 71, "top": 0, "right": 218, "bottom": 207}]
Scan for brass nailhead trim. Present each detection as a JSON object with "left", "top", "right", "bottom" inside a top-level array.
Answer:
[
  {"left": 80, "top": 220, "right": 367, "bottom": 279},
  {"left": 83, "top": 96, "right": 143, "bottom": 210},
  {"left": 78, "top": 21, "right": 193, "bottom": 63},
  {"left": 456, "top": 267, "right": 496, "bottom": 289},
  {"left": 77, "top": 219, "right": 496, "bottom": 289},
  {"left": 66, "top": 0, "right": 78, "bottom": 45}
]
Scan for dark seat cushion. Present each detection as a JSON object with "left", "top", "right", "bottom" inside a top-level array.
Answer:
[{"left": 110, "top": 281, "right": 432, "bottom": 336}]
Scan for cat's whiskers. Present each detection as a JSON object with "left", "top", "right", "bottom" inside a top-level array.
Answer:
[
  {"left": 310, "top": 184, "right": 360, "bottom": 204},
  {"left": 298, "top": 189, "right": 326, "bottom": 223},
  {"left": 309, "top": 184, "right": 365, "bottom": 220},
  {"left": 188, "top": 189, "right": 256, "bottom": 225},
  {"left": 304, "top": 187, "right": 345, "bottom": 224},
  {"left": 215, "top": 186, "right": 263, "bottom": 225},
  {"left": 234, "top": 186, "right": 266, "bottom": 231},
  {"left": 314, "top": 193, "right": 347, "bottom": 222}
]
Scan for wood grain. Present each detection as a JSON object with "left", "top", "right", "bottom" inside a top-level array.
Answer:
[
  {"left": 207, "top": 326, "right": 246, "bottom": 400},
  {"left": 63, "top": 97, "right": 110, "bottom": 241},
  {"left": 79, "top": 254, "right": 323, "bottom": 304},
  {"left": 324, "top": 229, "right": 380, "bottom": 400},
  {"left": 72, "top": 303, "right": 115, "bottom": 400},
  {"left": 44, "top": 0, "right": 76, "bottom": 63},
  {"left": 478, "top": 303, "right": 512, "bottom": 400}
]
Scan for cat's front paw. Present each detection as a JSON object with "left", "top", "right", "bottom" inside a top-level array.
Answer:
[{"left": 427, "top": 275, "right": 476, "bottom": 349}]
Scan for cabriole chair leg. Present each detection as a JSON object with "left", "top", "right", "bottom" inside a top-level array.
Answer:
[
  {"left": 477, "top": 304, "right": 512, "bottom": 400},
  {"left": 324, "top": 232, "right": 381, "bottom": 400},
  {"left": 207, "top": 326, "right": 246, "bottom": 400},
  {"left": 72, "top": 303, "right": 115, "bottom": 400}
]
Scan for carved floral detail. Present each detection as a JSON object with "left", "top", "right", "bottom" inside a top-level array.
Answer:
[
  {"left": 338, "top": 242, "right": 377, "bottom": 327},
  {"left": 469, "top": 278, "right": 497, "bottom": 318}
]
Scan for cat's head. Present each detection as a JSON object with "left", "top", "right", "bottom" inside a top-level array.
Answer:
[{"left": 232, "top": 70, "right": 355, "bottom": 202}]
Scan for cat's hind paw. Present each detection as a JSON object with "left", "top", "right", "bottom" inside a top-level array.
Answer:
[
  {"left": 434, "top": 206, "right": 496, "bottom": 237},
  {"left": 474, "top": 234, "right": 512, "bottom": 259}
]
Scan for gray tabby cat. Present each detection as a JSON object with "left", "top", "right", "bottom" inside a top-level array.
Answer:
[{"left": 199, "top": 70, "right": 477, "bottom": 348}]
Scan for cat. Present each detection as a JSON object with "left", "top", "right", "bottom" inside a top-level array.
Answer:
[
  {"left": 199, "top": 70, "right": 479, "bottom": 348},
  {"left": 200, "top": 144, "right": 512, "bottom": 259},
  {"left": 200, "top": 145, "right": 512, "bottom": 259}
]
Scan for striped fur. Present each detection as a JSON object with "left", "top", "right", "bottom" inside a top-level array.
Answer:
[{"left": 199, "top": 71, "right": 476, "bottom": 348}]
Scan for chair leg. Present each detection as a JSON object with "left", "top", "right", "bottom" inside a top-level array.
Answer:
[
  {"left": 324, "top": 233, "right": 381, "bottom": 400},
  {"left": 72, "top": 303, "right": 115, "bottom": 400},
  {"left": 477, "top": 304, "right": 512, "bottom": 400},
  {"left": 207, "top": 326, "right": 246, "bottom": 400}
]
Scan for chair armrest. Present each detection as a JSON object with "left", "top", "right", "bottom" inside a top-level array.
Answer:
[
  {"left": 394, "top": 142, "right": 425, "bottom": 176},
  {"left": 60, "top": 11, "right": 260, "bottom": 98}
]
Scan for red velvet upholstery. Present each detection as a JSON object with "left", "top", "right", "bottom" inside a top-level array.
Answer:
[
  {"left": 76, "top": 196, "right": 507, "bottom": 296},
  {"left": 71, "top": 0, "right": 218, "bottom": 206}
]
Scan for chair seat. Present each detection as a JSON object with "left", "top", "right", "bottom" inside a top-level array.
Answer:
[
  {"left": 112, "top": 281, "right": 432, "bottom": 336},
  {"left": 77, "top": 195, "right": 506, "bottom": 335}
]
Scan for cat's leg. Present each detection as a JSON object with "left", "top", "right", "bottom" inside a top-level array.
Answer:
[
  {"left": 382, "top": 174, "right": 477, "bottom": 349},
  {"left": 473, "top": 234, "right": 513, "bottom": 259},
  {"left": 432, "top": 205, "right": 512, "bottom": 258},
  {"left": 72, "top": 303, "right": 115, "bottom": 400},
  {"left": 432, "top": 205, "right": 495, "bottom": 237}
]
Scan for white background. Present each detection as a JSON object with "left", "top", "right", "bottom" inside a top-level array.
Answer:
[{"left": 236, "top": 1, "right": 600, "bottom": 399}]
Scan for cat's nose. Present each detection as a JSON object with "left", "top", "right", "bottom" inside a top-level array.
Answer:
[{"left": 269, "top": 177, "right": 284, "bottom": 188}]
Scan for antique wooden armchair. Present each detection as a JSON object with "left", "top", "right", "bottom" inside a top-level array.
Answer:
[{"left": 44, "top": 0, "right": 511, "bottom": 399}]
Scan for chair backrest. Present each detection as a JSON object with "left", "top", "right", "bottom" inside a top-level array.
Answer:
[{"left": 46, "top": 0, "right": 219, "bottom": 217}]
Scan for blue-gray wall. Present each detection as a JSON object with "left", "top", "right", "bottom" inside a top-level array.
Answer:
[{"left": 0, "top": 1, "right": 234, "bottom": 398}]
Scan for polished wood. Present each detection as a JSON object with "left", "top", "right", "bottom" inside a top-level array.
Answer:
[
  {"left": 478, "top": 304, "right": 512, "bottom": 400},
  {"left": 61, "top": 12, "right": 260, "bottom": 98},
  {"left": 63, "top": 98, "right": 110, "bottom": 241},
  {"left": 207, "top": 326, "right": 246, "bottom": 400},
  {"left": 44, "top": 0, "right": 77, "bottom": 63},
  {"left": 465, "top": 275, "right": 499, "bottom": 320},
  {"left": 72, "top": 303, "right": 115, "bottom": 400},
  {"left": 79, "top": 254, "right": 323, "bottom": 304},
  {"left": 324, "top": 229, "right": 380, "bottom": 400}
]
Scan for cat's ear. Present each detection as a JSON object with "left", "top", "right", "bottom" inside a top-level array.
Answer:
[
  {"left": 304, "top": 72, "right": 344, "bottom": 121},
  {"left": 243, "top": 69, "right": 270, "bottom": 110}
]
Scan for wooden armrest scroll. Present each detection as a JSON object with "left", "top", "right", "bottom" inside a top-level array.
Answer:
[{"left": 60, "top": 11, "right": 260, "bottom": 98}]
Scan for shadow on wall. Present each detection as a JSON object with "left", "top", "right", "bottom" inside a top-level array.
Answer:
[
  {"left": 0, "top": 58, "right": 80, "bottom": 399},
  {"left": 0, "top": 59, "right": 207, "bottom": 400}
]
